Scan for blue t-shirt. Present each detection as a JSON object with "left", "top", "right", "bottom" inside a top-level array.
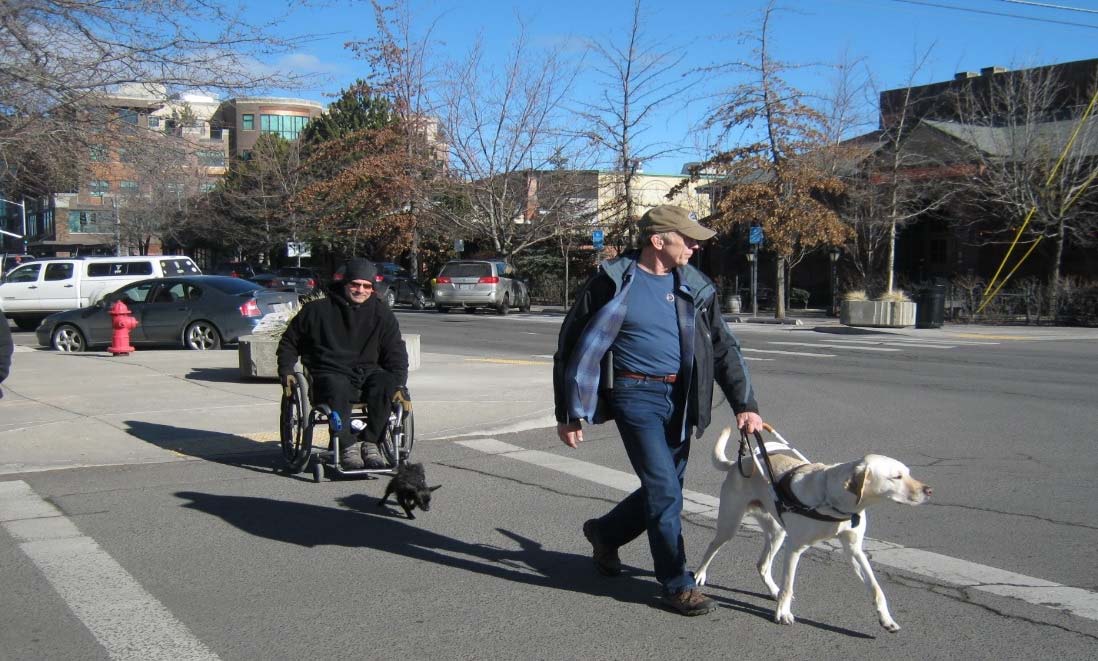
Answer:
[{"left": 611, "top": 267, "right": 680, "bottom": 376}]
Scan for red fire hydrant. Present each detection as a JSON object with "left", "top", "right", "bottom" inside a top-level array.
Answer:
[{"left": 108, "top": 300, "right": 139, "bottom": 356}]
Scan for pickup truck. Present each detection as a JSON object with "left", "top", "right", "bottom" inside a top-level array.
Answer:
[{"left": 1, "top": 255, "right": 201, "bottom": 330}]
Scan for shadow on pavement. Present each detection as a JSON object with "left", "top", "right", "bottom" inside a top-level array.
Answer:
[
  {"left": 122, "top": 419, "right": 309, "bottom": 481},
  {"left": 184, "top": 367, "right": 248, "bottom": 383},
  {"left": 172, "top": 489, "right": 873, "bottom": 636},
  {"left": 810, "top": 326, "right": 895, "bottom": 336}
]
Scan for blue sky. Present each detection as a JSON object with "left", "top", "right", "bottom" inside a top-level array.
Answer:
[{"left": 251, "top": 0, "right": 1097, "bottom": 174}]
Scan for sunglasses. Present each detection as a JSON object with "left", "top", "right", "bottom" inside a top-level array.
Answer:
[{"left": 346, "top": 281, "right": 374, "bottom": 290}]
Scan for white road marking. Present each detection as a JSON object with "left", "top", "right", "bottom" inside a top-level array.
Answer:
[
  {"left": 456, "top": 439, "right": 1098, "bottom": 623},
  {"left": 768, "top": 341, "right": 901, "bottom": 352},
  {"left": 0, "top": 481, "right": 221, "bottom": 661},
  {"left": 742, "top": 348, "right": 835, "bottom": 358},
  {"left": 819, "top": 338, "right": 959, "bottom": 349}
]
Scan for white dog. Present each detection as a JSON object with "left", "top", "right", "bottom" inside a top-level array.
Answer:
[{"left": 694, "top": 425, "right": 932, "bottom": 632}]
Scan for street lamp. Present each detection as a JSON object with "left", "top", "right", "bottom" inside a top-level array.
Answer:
[
  {"left": 829, "top": 247, "right": 841, "bottom": 316},
  {"left": 0, "top": 197, "right": 27, "bottom": 253},
  {"left": 746, "top": 247, "right": 758, "bottom": 317}
]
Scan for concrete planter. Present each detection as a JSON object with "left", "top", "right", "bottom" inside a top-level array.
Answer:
[
  {"left": 840, "top": 300, "right": 916, "bottom": 328},
  {"left": 237, "top": 333, "right": 422, "bottom": 379}
]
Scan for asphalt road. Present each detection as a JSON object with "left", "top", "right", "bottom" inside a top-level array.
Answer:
[{"left": 2, "top": 312, "right": 1097, "bottom": 659}]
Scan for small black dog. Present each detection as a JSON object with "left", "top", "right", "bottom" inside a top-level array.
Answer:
[{"left": 378, "top": 463, "right": 440, "bottom": 519}]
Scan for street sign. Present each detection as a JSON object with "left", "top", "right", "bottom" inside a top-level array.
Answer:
[
  {"left": 592, "top": 229, "right": 604, "bottom": 251},
  {"left": 454, "top": 239, "right": 464, "bottom": 253},
  {"left": 287, "top": 241, "right": 311, "bottom": 258},
  {"left": 749, "top": 226, "right": 764, "bottom": 245}
]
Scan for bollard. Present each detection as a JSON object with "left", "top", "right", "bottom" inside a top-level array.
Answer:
[{"left": 107, "top": 300, "right": 139, "bottom": 355}]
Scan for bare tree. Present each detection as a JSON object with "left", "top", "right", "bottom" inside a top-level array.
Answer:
[
  {"left": 683, "top": 1, "right": 850, "bottom": 319},
  {"left": 0, "top": 0, "right": 316, "bottom": 193},
  {"left": 578, "top": 0, "right": 693, "bottom": 248},
  {"left": 436, "top": 23, "right": 586, "bottom": 260},
  {"left": 951, "top": 63, "right": 1098, "bottom": 313}
]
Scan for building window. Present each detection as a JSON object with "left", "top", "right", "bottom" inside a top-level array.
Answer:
[
  {"left": 199, "top": 182, "right": 217, "bottom": 193},
  {"left": 68, "top": 211, "right": 110, "bottom": 233},
  {"left": 90, "top": 145, "right": 108, "bottom": 162},
  {"left": 260, "top": 114, "right": 310, "bottom": 140},
  {"left": 89, "top": 180, "right": 110, "bottom": 196},
  {"left": 210, "top": 127, "right": 223, "bottom": 140},
  {"left": 120, "top": 180, "right": 138, "bottom": 193},
  {"left": 197, "top": 150, "right": 225, "bottom": 167},
  {"left": 148, "top": 116, "right": 161, "bottom": 129},
  {"left": 117, "top": 109, "right": 139, "bottom": 125},
  {"left": 242, "top": 113, "right": 255, "bottom": 131},
  {"left": 241, "top": 150, "right": 252, "bottom": 161}
]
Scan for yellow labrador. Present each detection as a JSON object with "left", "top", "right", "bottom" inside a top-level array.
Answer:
[{"left": 694, "top": 426, "right": 932, "bottom": 632}]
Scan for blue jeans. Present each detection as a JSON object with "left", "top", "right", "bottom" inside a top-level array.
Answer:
[{"left": 596, "top": 376, "right": 693, "bottom": 595}]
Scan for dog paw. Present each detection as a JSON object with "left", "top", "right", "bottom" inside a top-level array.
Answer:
[
  {"left": 774, "top": 610, "right": 795, "bottom": 625},
  {"left": 695, "top": 571, "right": 708, "bottom": 586},
  {"left": 881, "top": 619, "right": 901, "bottom": 633}
]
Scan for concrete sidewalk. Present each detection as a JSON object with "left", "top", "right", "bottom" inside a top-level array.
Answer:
[{"left": 0, "top": 346, "right": 555, "bottom": 475}]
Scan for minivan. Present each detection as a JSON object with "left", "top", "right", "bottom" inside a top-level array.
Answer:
[
  {"left": 0, "top": 255, "right": 201, "bottom": 330},
  {"left": 433, "top": 259, "right": 531, "bottom": 315}
]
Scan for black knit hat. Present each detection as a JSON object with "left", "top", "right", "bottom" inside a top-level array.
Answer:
[{"left": 343, "top": 258, "right": 377, "bottom": 283}]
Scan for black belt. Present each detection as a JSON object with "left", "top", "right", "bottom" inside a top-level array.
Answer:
[{"left": 615, "top": 371, "right": 677, "bottom": 383}]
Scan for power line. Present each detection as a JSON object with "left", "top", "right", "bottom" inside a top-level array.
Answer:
[
  {"left": 885, "top": 0, "right": 1098, "bottom": 29},
  {"left": 1000, "top": 1, "right": 1098, "bottom": 16}
]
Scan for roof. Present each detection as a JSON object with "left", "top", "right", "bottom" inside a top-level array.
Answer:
[{"left": 923, "top": 117, "right": 1098, "bottom": 159}]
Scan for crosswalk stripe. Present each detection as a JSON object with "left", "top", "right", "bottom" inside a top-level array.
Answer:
[
  {"left": 742, "top": 348, "right": 835, "bottom": 358},
  {"left": 817, "top": 339, "right": 958, "bottom": 349},
  {"left": 0, "top": 481, "right": 221, "bottom": 661},
  {"left": 456, "top": 438, "right": 1098, "bottom": 623}
]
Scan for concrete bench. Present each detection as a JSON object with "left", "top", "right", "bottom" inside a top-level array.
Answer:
[{"left": 238, "top": 333, "right": 421, "bottom": 379}]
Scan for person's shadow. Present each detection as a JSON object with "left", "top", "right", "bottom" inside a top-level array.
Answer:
[{"left": 124, "top": 420, "right": 303, "bottom": 479}]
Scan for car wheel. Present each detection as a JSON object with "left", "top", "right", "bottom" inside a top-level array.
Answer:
[
  {"left": 496, "top": 294, "right": 510, "bottom": 316},
  {"left": 412, "top": 291, "right": 426, "bottom": 310},
  {"left": 385, "top": 289, "right": 396, "bottom": 308},
  {"left": 436, "top": 305, "right": 449, "bottom": 314},
  {"left": 184, "top": 321, "right": 222, "bottom": 350},
  {"left": 51, "top": 324, "right": 87, "bottom": 352},
  {"left": 464, "top": 307, "right": 477, "bottom": 314},
  {"left": 520, "top": 295, "right": 531, "bottom": 313}
]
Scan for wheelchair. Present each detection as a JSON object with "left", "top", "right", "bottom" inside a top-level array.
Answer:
[{"left": 279, "top": 370, "right": 415, "bottom": 483}]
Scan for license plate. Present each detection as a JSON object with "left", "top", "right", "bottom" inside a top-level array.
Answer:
[{"left": 459, "top": 284, "right": 474, "bottom": 290}]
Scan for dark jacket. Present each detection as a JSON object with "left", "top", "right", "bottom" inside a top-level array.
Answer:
[
  {"left": 553, "top": 252, "right": 758, "bottom": 437},
  {"left": 276, "top": 286, "right": 409, "bottom": 385},
  {"left": 0, "top": 319, "right": 12, "bottom": 398}
]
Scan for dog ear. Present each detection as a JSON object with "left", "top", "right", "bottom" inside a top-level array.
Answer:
[
  {"left": 429, "top": 485, "right": 441, "bottom": 492},
  {"left": 847, "top": 461, "right": 870, "bottom": 505}
]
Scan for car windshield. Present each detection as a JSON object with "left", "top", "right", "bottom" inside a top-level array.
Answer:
[
  {"left": 207, "top": 277, "right": 263, "bottom": 294},
  {"left": 440, "top": 262, "right": 491, "bottom": 278}
]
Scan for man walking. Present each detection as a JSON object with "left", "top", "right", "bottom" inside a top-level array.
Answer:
[{"left": 553, "top": 205, "right": 763, "bottom": 616}]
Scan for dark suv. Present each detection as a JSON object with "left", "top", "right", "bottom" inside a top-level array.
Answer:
[{"left": 214, "top": 261, "right": 259, "bottom": 279}]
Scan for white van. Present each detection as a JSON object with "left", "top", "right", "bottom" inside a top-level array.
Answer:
[{"left": 1, "top": 255, "right": 201, "bottom": 330}]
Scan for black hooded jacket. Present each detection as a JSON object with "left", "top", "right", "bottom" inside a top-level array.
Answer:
[{"left": 276, "top": 285, "right": 409, "bottom": 385}]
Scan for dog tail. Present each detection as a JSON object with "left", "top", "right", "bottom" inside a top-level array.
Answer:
[{"left": 712, "top": 426, "right": 737, "bottom": 471}]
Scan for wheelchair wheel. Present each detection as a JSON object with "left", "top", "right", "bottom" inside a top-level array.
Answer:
[
  {"left": 279, "top": 373, "right": 313, "bottom": 473},
  {"left": 378, "top": 405, "right": 414, "bottom": 468}
]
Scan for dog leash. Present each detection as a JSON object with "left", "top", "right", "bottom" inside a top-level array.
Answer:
[{"left": 739, "top": 426, "right": 860, "bottom": 527}]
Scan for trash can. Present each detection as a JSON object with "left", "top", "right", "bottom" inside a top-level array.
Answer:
[
  {"left": 916, "top": 285, "right": 946, "bottom": 329},
  {"left": 724, "top": 293, "right": 742, "bottom": 314}
]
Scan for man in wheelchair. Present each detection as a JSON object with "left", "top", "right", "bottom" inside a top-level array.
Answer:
[{"left": 276, "top": 258, "right": 409, "bottom": 469}]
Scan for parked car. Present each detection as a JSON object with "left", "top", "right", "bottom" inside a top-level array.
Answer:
[
  {"left": 249, "top": 271, "right": 316, "bottom": 295},
  {"left": 331, "top": 260, "right": 428, "bottom": 309},
  {"left": 36, "top": 275, "right": 298, "bottom": 352},
  {"left": 275, "top": 266, "right": 323, "bottom": 290},
  {"left": 432, "top": 259, "right": 531, "bottom": 315},
  {"left": 1, "top": 255, "right": 201, "bottom": 330},
  {"left": 213, "top": 261, "right": 259, "bottom": 279}
]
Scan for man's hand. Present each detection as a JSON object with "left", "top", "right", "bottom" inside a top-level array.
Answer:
[
  {"left": 280, "top": 373, "right": 296, "bottom": 397},
  {"left": 557, "top": 422, "right": 583, "bottom": 449},
  {"left": 736, "top": 411, "right": 764, "bottom": 435}
]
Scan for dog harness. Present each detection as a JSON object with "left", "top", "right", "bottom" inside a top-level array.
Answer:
[{"left": 740, "top": 430, "right": 862, "bottom": 528}]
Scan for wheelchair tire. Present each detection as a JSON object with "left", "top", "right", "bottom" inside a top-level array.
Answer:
[
  {"left": 378, "top": 406, "right": 414, "bottom": 468},
  {"left": 312, "top": 460, "right": 324, "bottom": 483},
  {"left": 279, "top": 374, "right": 313, "bottom": 473}
]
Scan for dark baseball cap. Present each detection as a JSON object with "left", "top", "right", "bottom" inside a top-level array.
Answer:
[{"left": 637, "top": 205, "right": 717, "bottom": 241}]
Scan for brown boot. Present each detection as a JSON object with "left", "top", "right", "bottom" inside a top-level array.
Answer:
[
  {"left": 582, "top": 519, "right": 622, "bottom": 576},
  {"left": 660, "top": 588, "right": 717, "bottom": 616}
]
